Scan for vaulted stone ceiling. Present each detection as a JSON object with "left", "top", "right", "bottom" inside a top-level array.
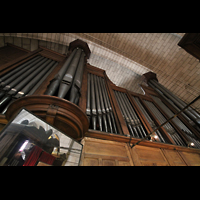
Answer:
[{"left": 0, "top": 33, "right": 200, "bottom": 112}]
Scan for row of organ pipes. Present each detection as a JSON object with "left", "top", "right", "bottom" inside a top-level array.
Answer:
[
  {"left": 148, "top": 79, "right": 200, "bottom": 129},
  {"left": 0, "top": 55, "right": 58, "bottom": 113},
  {"left": 0, "top": 47, "right": 86, "bottom": 114},
  {"left": 45, "top": 47, "right": 85, "bottom": 104},
  {"left": 114, "top": 91, "right": 149, "bottom": 139},
  {"left": 143, "top": 99, "right": 187, "bottom": 146},
  {"left": 133, "top": 96, "right": 166, "bottom": 143},
  {"left": 114, "top": 90, "right": 200, "bottom": 149},
  {"left": 147, "top": 79, "right": 200, "bottom": 148},
  {"left": 0, "top": 40, "right": 200, "bottom": 150},
  {"left": 86, "top": 73, "right": 118, "bottom": 133}
]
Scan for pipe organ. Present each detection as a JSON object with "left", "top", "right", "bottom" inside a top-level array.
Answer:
[
  {"left": 0, "top": 39, "right": 200, "bottom": 166},
  {"left": 86, "top": 73, "right": 118, "bottom": 133},
  {"left": 114, "top": 91, "right": 148, "bottom": 139},
  {"left": 44, "top": 47, "right": 86, "bottom": 105},
  {"left": 0, "top": 55, "right": 58, "bottom": 114},
  {"left": 133, "top": 97, "right": 166, "bottom": 143}
]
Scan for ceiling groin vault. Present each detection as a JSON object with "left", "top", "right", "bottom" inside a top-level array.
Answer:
[{"left": 0, "top": 33, "right": 200, "bottom": 111}]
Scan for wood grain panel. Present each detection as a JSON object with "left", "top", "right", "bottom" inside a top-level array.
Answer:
[
  {"left": 161, "top": 149, "right": 187, "bottom": 166},
  {"left": 83, "top": 157, "right": 99, "bottom": 166},
  {"left": 130, "top": 145, "right": 169, "bottom": 166},
  {"left": 81, "top": 137, "right": 134, "bottom": 166},
  {"left": 178, "top": 151, "right": 200, "bottom": 166}
]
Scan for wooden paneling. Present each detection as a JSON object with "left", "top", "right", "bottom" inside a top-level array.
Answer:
[
  {"left": 130, "top": 145, "right": 169, "bottom": 166},
  {"left": 80, "top": 137, "right": 200, "bottom": 166},
  {"left": 0, "top": 45, "right": 29, "bottom": 66},
  {"left": 178, "top": 151, "right": 200, "bottom": 166},
  {"left": 80, "top": 137, "right": 134, "bottom": 166},
  {"left": 161, "top": 149, "right": 187, "bottom": 166}
]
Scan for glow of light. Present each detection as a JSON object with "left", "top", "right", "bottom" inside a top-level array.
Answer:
[
  {"left": 191, "top": 143, "right": 194, "bottom": 146},
  {"left": 154, "top": 135, "right": 158, "bottom": 139},
  {"left": 19, "top": 140, "right": 29, "bottom": 152}
]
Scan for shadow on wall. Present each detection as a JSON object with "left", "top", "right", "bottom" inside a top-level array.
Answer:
[{"left": 118, "top": 74, "right": 143, "bottom": 94}]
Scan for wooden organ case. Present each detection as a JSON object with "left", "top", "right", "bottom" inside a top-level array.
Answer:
[{"left": 0, "top": 40, "right": 200, "bottom": 166}]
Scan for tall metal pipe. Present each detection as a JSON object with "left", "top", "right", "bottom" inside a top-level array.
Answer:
[
  {"left": 0, "top": 56, "right": 45, "bottom": 89},
  {"left": 144, "top": 100, "right": 176, "bottom": 143},
  {"left": 114, "top": 91, "right": 134, "bottom": 136},
  {"left": 0, "top": 58, "right": 51, "bottom": 111},
  {"left": 99, "top": 77, "right": 113, "bottom": 133},
  {"left": 0, "top": 56, "right": 41, "bottom": 84},
  {"left": 3, "top": 57, "right": 48, "bottom": 93},
  {"left": 133, "top": 97, "right": 164, "bottom": 142},
  {"left": 44, "top": 48, "right": 77, "bottom": 96},
  {"left": 145, "top": 100, "right": 186, "bottom": 146},
  {"left": 58, "top": 48, "right": 82, "bottom": 98},
  {"left": 90, "top": 74, "right": 97, "bottom": 130},
  {"left": 152, "top": 79, "right": 200, "bottom": 119},
  {"left": 120, "top": 92, "right": 146, "bottom": 138},
  {"left": 149, "top": 80, "right": 198, "bottom": 122},
  {"left": 151, "top": 95, "right": 195, "bottom": 138},
  {"left": 69, "top": 51, "right": 85, "bottom": 103},
  {"left": 15, "top": 60, "right": 57, "bottom": 98},
  {"left": 27, "top": 62, "right": 58, "bottom": 96},
  {"left": 1, "top": 61, "right": 59, "bottom": 115},
  {"left": 86, "top": 73, "right": 91, "bottom": 118},
  {"left": 149, "top": 82, "right": 191, "bottom": 122},
  {"left": 93, "top": 75, "right": 102, "bottom": 131},
  {"left": 101, "top": 78, "right": 117, "bottom": 133},
  {"left": 96, "top": 76, "right": 108, "bottom": 132}
]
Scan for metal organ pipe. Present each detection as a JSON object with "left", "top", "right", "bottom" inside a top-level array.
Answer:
[
  {"left": 101, "top": 79, "right": 118, "bottom": 133},
  {"left": 0, "top": 56, "right": 45, "bottom": 92},
  {"left": 149, "top": 80, "right": 200, "bottom": 123},
  {"left": 90, "top": 74, "right": 97, "bottom": 130},
  {"left": 114, "top": 91, "right": 148, "bottom": 139},
  {"left": 43, "top": 48, "right": 86, "bottom": 105},
  {"left": 151, "top": 79, "right": 200, "bottom": 119},
  {"left": 0, "top": 56, "right": 42, "bottom": 84},
  {"left": 15, "top": 60, "right": 57, "bottom": 98},
  {"left": 94, "top": 75, "right": 103, "bottom": 131},
  {"left": 96, "top": 76, "right": 108, "bottom": 133},
  {"left": 133, "top": 97, "right": 166, "bottom": 143},
  {"left": 44, "top": 48, "right": 78, "bottom": 96},
  {"left": 148, "top": 82, "right": 191, "bottom": 122},
  {"left": 121, "top": 93, "right": 147, "bottom": 138},
  {"left": 86, "top": 73, "right": 118, "bottom": 134},
  {"left": 27, "top": 62, "right": 58, "bottom": 96},
  {"left": 99, "top": 76, "right": 113, "bottom": 133},
  {"left": 86, "top": 73, "right": 91, "bottom": 120},
  {"left": 58, "top": 48, "right": 82, "bottom": 98},
  {"left": 1, "top": 61, "right": 58, "bottom": 114},
  {"left": 114, "top": 91, "right": 134, "bottom": 136},
  {"left": 69, "top": 51, "right": 85, "bottom": 104},
  {"left": 144, "top": 100, "right": 187, "bottom": 146},
  {"left": 151, "top": 95, "right": 200, "bottom": 149},
  {"left": 0, "top": 56, "right": 58, "bottom": 113}
]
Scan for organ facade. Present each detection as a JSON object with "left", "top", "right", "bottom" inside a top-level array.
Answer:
[{"left": 0, "top": 39, "right": 200, "bottom": 166}]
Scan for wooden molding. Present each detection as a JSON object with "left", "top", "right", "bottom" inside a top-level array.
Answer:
[{"left": 5, "top": 95, "right": 89, "bottom": 140}]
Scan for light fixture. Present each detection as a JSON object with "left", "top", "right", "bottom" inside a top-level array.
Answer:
[
  {"left": 154, "top": 135, "right": 158, "bottom": 139},
  {"left": 150, "top": 133, "right": 158, "bottom": 141},
  {"left": 187, "top": 142, "right": 195, "bottom": 147}
]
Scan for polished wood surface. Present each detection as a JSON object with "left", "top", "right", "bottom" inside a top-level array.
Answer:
[
  {"left": 6, "top": 95, "right": 89, "bottom": 141},
  {"left": 80, "top": 137, "right": 134, "bottom": 166},
  {"left": 81, "top": 137, "right": 200, "bottom": 166}
]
